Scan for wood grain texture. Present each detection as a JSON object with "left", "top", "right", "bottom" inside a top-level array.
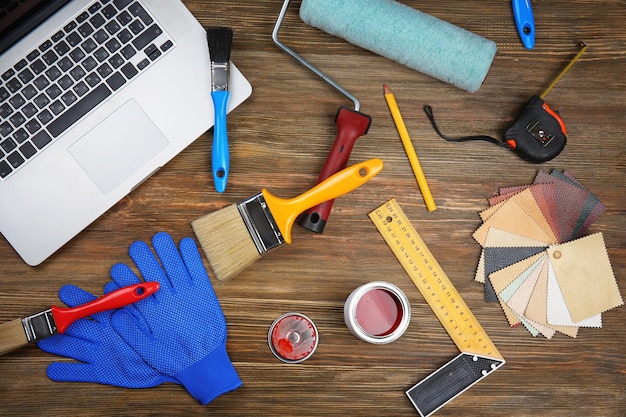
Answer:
[{"left": 1, "top": 1, "right": 624, "bottom": 416}]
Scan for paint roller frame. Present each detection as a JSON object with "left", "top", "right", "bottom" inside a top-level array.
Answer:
[{"left": 272, "top": 0, "right": 372, "bottom": 234}]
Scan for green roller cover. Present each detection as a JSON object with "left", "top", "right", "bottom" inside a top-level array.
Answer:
[{"left": 300, "top": 0, "right": 497, "bottom": 93}]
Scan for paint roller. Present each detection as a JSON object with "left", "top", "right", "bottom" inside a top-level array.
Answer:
[
  {"left": 273, "top": 0, "right": 372, "bottom": 234},
  {"left": 299, "top": 0, "right": 498, "bottom": 94}
]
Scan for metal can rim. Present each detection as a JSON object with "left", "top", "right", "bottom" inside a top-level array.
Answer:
[{"left": 268, "top": 312, "right": 319, "bottom": 364}]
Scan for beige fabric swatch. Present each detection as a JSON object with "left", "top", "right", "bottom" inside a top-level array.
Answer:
[
  {"left": 504, "top": 259, "right": 556, "bottom": 339},
  {"left": 548, "top": 233, "right": 623, "bottom": 322},
  {"left": 489, "top": 253, "right": 545, "bottom": 327},
  {"left": 525, "top": 262, "right": 579, "bottom": 338},
  {"left": 474, "top": 199, "right": 555, "bottom": 246}
]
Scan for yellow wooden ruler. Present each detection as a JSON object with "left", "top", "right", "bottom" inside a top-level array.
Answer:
[{"left": 369, "top": 199, "right": 505, "bottom": 417}]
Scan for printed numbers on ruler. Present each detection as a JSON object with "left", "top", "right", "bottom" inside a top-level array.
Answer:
[{"left": 370, "top": 199, "right": 503, "bottom": 360}]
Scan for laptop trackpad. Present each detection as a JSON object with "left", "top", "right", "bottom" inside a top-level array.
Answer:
[{"left": 69, "top": 100, "right": 169, "bottom": 194}]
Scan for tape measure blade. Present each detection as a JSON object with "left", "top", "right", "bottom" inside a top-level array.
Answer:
[{"left": 369, "top": 199, "right": 503, "bottom": 360}]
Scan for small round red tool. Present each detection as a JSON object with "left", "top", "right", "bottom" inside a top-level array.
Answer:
[{"left": 268, "top": 312, "right": 318, "bottom": 364}]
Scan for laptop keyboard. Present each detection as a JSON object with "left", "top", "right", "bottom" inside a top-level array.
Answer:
[{"left": 0, "top": 0, "right": 174, "bottom": 180}]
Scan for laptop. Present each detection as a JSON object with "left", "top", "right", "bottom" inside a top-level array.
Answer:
[{"left": 0, "top": 0, "right": 253, "bottom": 266}]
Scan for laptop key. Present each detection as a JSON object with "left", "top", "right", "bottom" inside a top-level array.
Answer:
[
  {"left": 47, "top": 84, "right": 111, "bottom": 137},
  {"left": 37, "top": 109, "right": 53, "bottom": 124},
  {"left": 1, "top": 138, "right": 16, "bottom": 153},
  {"left": 78, "top": 22, "right": 94, "bottom": 38},
  {"left": 21, "top": 84, "right": 38, "bottom": 99},
  {"left": 120, "top": 62, "right": 138, "bottom": 79},
  {"left": 30, "top": 59, "right": 46, "bottom": 74},
  {"left": 58, "top": 56, "right": 73, "bottom": 71},
  {"left": 85, "top": 73, "right": 101, "bottom": 88},
  {"left": 102, "top": 4, "right": 117, "bottom": 19},
  {"left": 39, "top": 40, "right": 53, "bottom": 52},
  {"left": 18, "top": 68, "right": 34, "bottom": 83},
  {"left": 0, "top": 160, "right": 11, "bottom": 178},
  {"left": 9, "top": 112, "right": 25, "bottom": 128},
  {"left": 73, "top": 81, "right": 89, "bottom": 96},
  {"left": 13, "top": 128, "right": 29, "bottom": 144},
  {"left": 114, "top": 0, "right": 133, "bottom": 10},
  {"left": 25, "top": 119, "right": 41, "bottom": 134},
  {"left": 82, "top": 38, "right": 98, "bottom": 53},
  {"left": 32, "top": 130, "right": 52, "bottom": 149},
  {"left": 45, "top": 66, "right": 62, "bottom": 81},
  {"left": 22, "top": 103, "right": 37, "bottom": 118},
  {"left": 0, "top": 122, "right": 13, "bottom": 137},
  {"left": 33, "top": 76, "right": 49, "bottom": 91},
  {"left": 49, "top": 100, "right": 65, "bottom": 115},
  {"left": 106, "top": 72, "right": 125, "bottom": 91},
  {"left": 52, "top": 31, "right": 64, "bottom": 42},
  {"left": 35, "top": 94, "right": 50, "bottom": 109},
  {"left": 7, "top": 151, "right": 24, "bottom": 169},
  {"left": 76, "top": 11, "right": 90, "bottom": 24},
  {"left": 129, "top": 2, "right": 153, "bottom": 26},
  {"left": 42, "top": 50, "right": 59, "bottom": 65},
  {"left": 2, "top": 69, "right": 15, "bottom": 80},
  {"left": 54, "top": 41, "right": 70, "bottom": 56},
  {"left": 0, "top": 103, "right": 13, "bottom": 117},
  {"left": 6, "top": 78, "right": 22, "bottom": 93},
  {"left": 20, "top": 141, "right": 37, "bottom": 159},
  {"left": 14, "top": 59, "right": 28, "bottom": 71},
  {"left": 90, "top": 13, "right": 106, "bottom": 29},
  {"left": 46, "top": 84, "right": 62, "bottom": 99},
  {"left": 9, "top": 93, "right": 25, "bottom": 109},
  {"left": 133, "top": 24, "right": 162, "bottom": 50},
  {"left": 58, "top": 75, "right": 74, "bottom": 90},
  {"left": 61, "top": 91, "right": 77, "bottom": 106},
  {"left": 67, "top": 32, "right": 82, "bottom": 47},
  {"left": 82, "top": 56, "right": 98, "bottom": 72},
  {"left": 117, "top": 10, "right": 132, "bottom": 26},
  {"left": 0, "top": 86, "right": 9, "bottom": 101},
  {"left": 120, "top": 44, "right": 135, "bottom": 59}
]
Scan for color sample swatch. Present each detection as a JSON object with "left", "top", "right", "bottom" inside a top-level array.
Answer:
[{"left": 473, "top": 170, "right": 622, "bottom": 338}]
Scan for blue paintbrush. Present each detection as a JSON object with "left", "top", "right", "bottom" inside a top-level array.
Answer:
[{"left": 207, "top": 27, "right": 233, "bottom": 193}]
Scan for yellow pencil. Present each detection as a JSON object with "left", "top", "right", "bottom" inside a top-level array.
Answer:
[{"left": 383, "top": 84, "right": 437, "bottom": 211}]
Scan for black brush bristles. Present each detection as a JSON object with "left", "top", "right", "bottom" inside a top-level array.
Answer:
[{"left": 207, "top": 26, "right": 233, "bottom": 64}]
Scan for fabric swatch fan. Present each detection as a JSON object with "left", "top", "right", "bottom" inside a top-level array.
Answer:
[{"left": 473, "top": 170, "right": 623, "bottom": 338}]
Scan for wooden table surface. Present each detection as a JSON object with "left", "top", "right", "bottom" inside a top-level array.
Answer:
[{"left": 1, "top": 1, "right": 624, "bottom": 416}]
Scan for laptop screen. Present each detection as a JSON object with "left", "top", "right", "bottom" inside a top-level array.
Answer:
[{"left": 0, "top": 0, "right": 71, "bottom": 55}]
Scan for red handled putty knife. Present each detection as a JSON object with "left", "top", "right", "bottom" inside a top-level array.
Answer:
[{"left": 0, "top": 282, "right": 159, "bottom": 356}]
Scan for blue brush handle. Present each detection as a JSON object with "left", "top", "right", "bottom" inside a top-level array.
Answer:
[
  {"left": 211, "top": 90, "right": 230, "bottom": 193},
  {"left": 512, "top": 0, "right": 535, "bottom": 50}
]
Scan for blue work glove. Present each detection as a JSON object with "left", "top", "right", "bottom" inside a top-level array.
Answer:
[
  {"left": 37, "top": 284, "right": 178, "bottom": 388},
  {"left": 109, "top": 232, "right": 242, "bottom": 405}
]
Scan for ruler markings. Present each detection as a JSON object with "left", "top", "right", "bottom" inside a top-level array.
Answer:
[{"left": 369, "top": 199, "right": 503, "bottom": 360}]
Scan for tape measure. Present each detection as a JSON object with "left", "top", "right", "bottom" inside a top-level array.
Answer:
[{"left": 369, "top": 199, "right": 505, "bottom": 417}]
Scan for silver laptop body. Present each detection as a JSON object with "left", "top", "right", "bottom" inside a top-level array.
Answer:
[{"left": 0, "top": 0, "right": 252, "bottom": 265}]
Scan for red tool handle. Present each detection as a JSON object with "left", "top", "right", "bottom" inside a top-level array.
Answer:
[
  {"left": 51, "top": 282, "right": 159, "bottom": 334},
  {"left": 299, "top": 106, "right": 372, "bottom": 233}
]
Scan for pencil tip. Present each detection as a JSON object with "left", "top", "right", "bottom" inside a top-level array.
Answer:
[{"left": 383, "top": 84, "right": 391, "bottom": 94}]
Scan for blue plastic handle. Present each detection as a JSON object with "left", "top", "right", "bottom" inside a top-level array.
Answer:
[
  {"left": 211, "top": 90, "right": 230, "bottom": 193},
  {"left": 512, "top": 0, "right": 535, "bottom": 50}
]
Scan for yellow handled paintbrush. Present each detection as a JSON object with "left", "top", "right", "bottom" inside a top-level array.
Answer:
[{"left": 192, "top": 158, "right": 384, "bottom": 282}]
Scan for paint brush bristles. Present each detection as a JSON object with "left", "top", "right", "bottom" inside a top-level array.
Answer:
[
  {"left": 0, "top": 318, "right": 28, "bottom": 356},
  {"left": 192, "top": 204, "right": 261, "bottom": 282}
]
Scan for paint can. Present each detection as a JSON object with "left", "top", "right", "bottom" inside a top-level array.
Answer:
[
  {"left": 344, "top": 281, "right": 411, "bottom": 344},
  {"left": 268, "top": 312, "right": 319, "bottom": 363}
]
